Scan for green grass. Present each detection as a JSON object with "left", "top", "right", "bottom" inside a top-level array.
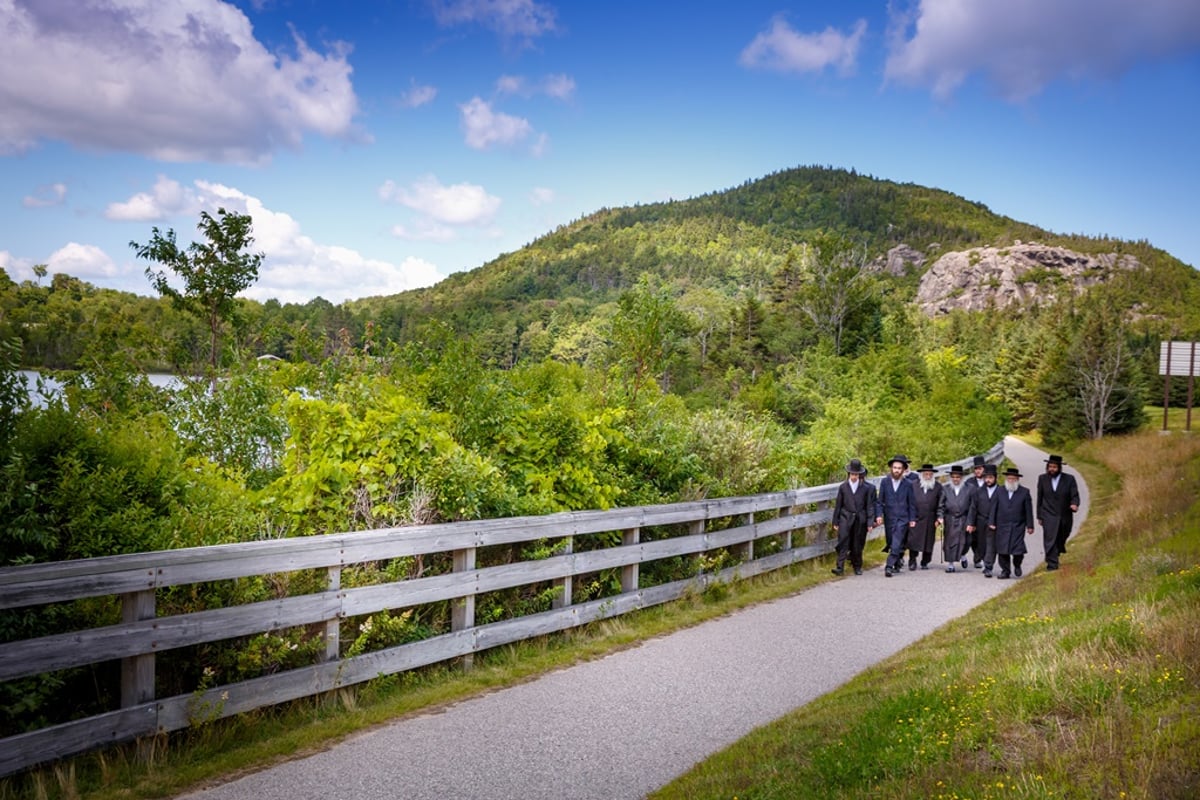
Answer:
[{"left": 650, "top": 430, "right": 1200, "bottom": 800}]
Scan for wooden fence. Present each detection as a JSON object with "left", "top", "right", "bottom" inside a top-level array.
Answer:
[{"left": 0, "top": 442, "right": 1003, "bottom": 777}]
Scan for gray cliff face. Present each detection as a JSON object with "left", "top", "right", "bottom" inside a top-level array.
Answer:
[
  {"left": 913, "top": 243, "right": 1141, "bottom": 316},
  {"left": 871, "top": 244, "right": 927, "bottom": 277}
]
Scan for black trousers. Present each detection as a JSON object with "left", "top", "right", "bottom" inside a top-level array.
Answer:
[
  {"left": 997, "top": 553, "right": 1024, "bottom": 574},
  {"left": 835, "top": 521, "right": 869, "bottom": 569}
]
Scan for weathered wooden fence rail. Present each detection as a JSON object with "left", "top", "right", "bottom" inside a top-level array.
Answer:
[{"left": 0, "top": 443, "right": 1003, "bottom": 777}]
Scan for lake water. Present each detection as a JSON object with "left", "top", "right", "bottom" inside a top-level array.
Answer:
[{"left": 18, "top": 370, "right": 181, "bottom": 407}]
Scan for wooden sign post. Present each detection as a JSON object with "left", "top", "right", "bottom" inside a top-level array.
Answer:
[{"left": 1160, "top": 341, "right": 1198, "bottom": 432}]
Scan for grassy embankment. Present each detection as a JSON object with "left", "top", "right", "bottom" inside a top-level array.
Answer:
[{"left": 652, "top": 425, "right": 1200, "bottom": 800}]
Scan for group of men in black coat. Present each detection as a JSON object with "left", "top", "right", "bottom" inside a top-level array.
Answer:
[{"left": 830, "top": 452, "right": 1080, "bottom": 579}]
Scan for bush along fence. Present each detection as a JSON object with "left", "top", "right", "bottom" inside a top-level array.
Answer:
[{"left": 0, "top": 443, "right": 1004, "bottom": 776}]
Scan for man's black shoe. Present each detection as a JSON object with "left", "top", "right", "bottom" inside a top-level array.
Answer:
[
  {"left": 983, "top": 570, "right": 993, "bottom": 578},
  {"left": 1014, "top": 565, "right": 1023, "bottom": 577},
  {"left": 885, "top": 568, "right": 894, "bottom": 578},
  {"left": 854, "top": 568, "right": 863, "bottom": 575},
  {"left": 1046, "top": 564, "right": 1059, "bottom": 571},
  {"left": 831, "top": 567, "right": 844, "bottom": 576},
  {"left": 998, "top": 572, "right": 1011, "bottom": 580}
]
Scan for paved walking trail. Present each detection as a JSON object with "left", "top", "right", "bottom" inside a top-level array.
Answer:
[{"left": 179, "top": 437, "right": 1088, "bottom": 800}]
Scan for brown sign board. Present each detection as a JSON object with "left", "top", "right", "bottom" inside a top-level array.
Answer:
[{"left": 1159, "top": 341, "right": 1199, "bottom": 377}]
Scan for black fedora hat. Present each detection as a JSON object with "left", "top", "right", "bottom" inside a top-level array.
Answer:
[
  {"left": 971, "top": 455, "right": 986, "bottom": 467},
  {"left": 983, "top": 464, "right": 998, "bottom": 475},
  {"left": 918, "top": 463, "right": 937, "bottom": 473},
  {"left": 1044, "top": 454, "right": 1066, "bottom": 466},
  {"left": 845, "top": 458, "right": 867, "bottom": 474},
  {"left": 1002, "top": 467, "right": 1022, "bottom": 478},
  {"left": 948, "top": 464, "right": 966, "bottom": 475},
  {"left": 888, "top": 454, "right": 910, "bottom": 467}
]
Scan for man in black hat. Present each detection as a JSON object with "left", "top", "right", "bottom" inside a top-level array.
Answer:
[
  {"left": 880, "top": 455, "right": 917, "bottom": 577},
  {"left": 941, "top": 464, "right": 976, "bottom": 572},
  {"left": 966, "top": 455, "right": 988, "bottom": 567},
  {"left": 1036, "top": 454, "right": 1080, "bottom": 571},
  {"left": 974, "top": 464, "right": 1001, "bottom": 577},
  {"left": 831, "top": 458, "right": 880, "bottom": 576},
  {"left": 906, "top": 463, "right": 943, "bottom": 570},
  {"left": 988, "top": 467, "right": 1034, "bottom": 579}
]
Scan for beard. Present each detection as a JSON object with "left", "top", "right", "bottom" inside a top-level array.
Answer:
[
  {"left": 920, "top": 477, "right": 936, "bottom": 491},
  {"left": 1004, "top": 479, "right": 1018, "bottom": 491}
]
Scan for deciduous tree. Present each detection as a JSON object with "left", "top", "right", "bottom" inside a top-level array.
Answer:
[{"left": 132, "top": 209, "right": 263, "bottom": 383}]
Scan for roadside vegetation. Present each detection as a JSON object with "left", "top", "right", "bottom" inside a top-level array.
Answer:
[
  {"left": 652, "top": 426, "right": 1200, "bottom": 800},
  {"left": 2, "top": 166, "right": 1197, "bottom": 795}
]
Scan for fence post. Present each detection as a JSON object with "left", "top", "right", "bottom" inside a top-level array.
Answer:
[
  {"left": 120, "top": 589, "right": 155, "bottom": 708},
  {"left": 452, "top": 545, "right": 477, "bottom": 669},
  {"left": 737, "top": 512, "right": 755, "bottom": 563},
  {"left": 324, "top": 566, "right": 341, "bottom": 662},
  {"left": 621, "top": 528, "right": 639, "bottom": 593},
  {"left": 553, "top": 536, "right": 573, "bottom": 609},
  {"left": 780, "top": 504, "right": 794, "bottom": 551}
]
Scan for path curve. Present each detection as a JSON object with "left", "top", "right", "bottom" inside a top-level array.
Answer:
[{"left": 179, "top": 437, "right": 1088, "bottom": 800}]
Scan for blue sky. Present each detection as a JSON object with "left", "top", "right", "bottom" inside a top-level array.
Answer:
[{"left": 2, "top": 0, "right": 1199, "bottom": 304}]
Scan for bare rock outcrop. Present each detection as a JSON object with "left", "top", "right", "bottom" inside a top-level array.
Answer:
[
  {"left": 915, "top": 243, "right": 1140, "bottom": 316},
  {"left": 870, "top": 244, "right": 927, "bottom": 277}
]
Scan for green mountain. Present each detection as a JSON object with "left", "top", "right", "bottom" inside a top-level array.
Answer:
[{"left": 350, "top": 165, "right": 1192, "bottom": 355}]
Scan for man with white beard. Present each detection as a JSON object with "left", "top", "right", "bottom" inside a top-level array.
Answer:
[
  {"left": 906, "top": 464, "right": 943, "bottom": 570},
  {"left": 988, "top": 467, "right": 1035, "bottom": 579},
  {"left": 940, "top": 464, "right": 976, "bottom": 572}
]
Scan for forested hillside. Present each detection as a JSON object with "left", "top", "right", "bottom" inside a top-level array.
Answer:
[{"left": 2, "top": 164, "right": 1198, "bottom": 741}]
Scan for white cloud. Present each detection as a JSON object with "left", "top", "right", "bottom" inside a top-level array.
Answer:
[
  {"left": 429, "top": 0, "right": 557, "bottom": 40},
  {"left": 47, "top": 243, "right": 119, "bottom": 280},
  {"left": 379, "top": 175, "right": 501, "bottom": 225},
  {"left": 0, "top": 0, "right": 360, "bottom": 163},
  {"left": 105, "top": 179, "right": 442, "bottom": 302},
  {"left": 400, "top": 82, "right": 438, "bottom": 108},
  {"left": 740, "top": 16, "right": 867, "bottom": 75},
  {"left": 884, "top": 0, "right": 1200, "bottom": 101},
  {"left": 0, "top": 251, "right": 33, "bottom": 281},
  {"left": 459, "top": 96, "right": 539, "bottom": 151},
  {"left": 181, "top": 180, "right": 445, "bottom": 302},
  {"left": 22, "top": 182, "right": 67, "bottom": 208},
  {"left": 106, "top": 175, "right": 200, "bottom": 221},
  {"left": 529, "top": 187, "right": 555, "bottom": 206}
]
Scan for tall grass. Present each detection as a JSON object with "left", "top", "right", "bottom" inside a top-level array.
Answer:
[{"left": 652, "top": 430, "right": 1200, "bottom": 800}]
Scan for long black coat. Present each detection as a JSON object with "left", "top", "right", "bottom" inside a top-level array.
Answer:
[
  {"left": 990, "top": 485, "right": 1034, "bottom": 556},
  {"left": 1037, "top": 471, "right": 1080, "bottom": 549},
  {"left": 907, "top": 481, "right": 943, "bottom": 553},
  {"left": 833, "top": 479, "right": 881, "bottom": 533},
  {"left": 879, "top": 476, "right": 917, "bottom": 547},
  {"left": 941, "top": 481, "right": 976, "bottom": 562},
  {"left": 972, "top": 482, "right": 999, "bottom": 533}
]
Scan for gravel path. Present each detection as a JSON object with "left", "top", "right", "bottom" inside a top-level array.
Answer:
[{"left": 179, "top": 436, "right": 1087, "bottom": 800}]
